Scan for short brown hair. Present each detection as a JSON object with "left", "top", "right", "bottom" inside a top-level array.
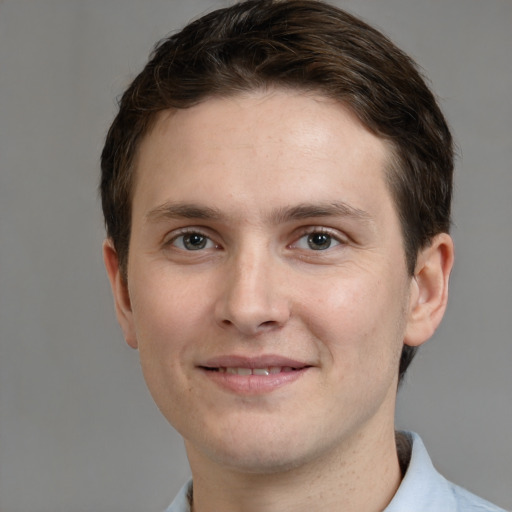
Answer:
[{"left": 101, "top": 0, "right": 454, "bottom": 383}]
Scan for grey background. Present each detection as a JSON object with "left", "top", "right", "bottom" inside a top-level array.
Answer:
[{"left": 0, "top": 1, "right": 510, "bottom": 511}]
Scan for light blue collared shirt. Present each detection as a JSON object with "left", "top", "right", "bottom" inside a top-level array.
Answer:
[{"left": 165, "top": 432, "right": 507, "bottom": 512}]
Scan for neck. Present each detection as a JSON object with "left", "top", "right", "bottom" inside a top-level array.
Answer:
[{"left": 186, "top": 423, "right": 402, "bottom": 512}]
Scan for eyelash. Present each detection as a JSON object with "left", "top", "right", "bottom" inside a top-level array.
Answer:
[
  {"left": 165, "top": 228, "right": 218, "bottom": 251},
  {"left": 165, "top": 226, "right": 347, "bottom": 254},
  {"left": 291, "top": 227, "right": 346, "bottom": 251}
]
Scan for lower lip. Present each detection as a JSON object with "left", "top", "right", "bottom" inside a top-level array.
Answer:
[{"left": 199, "top": 367, "right": 309, "bottom": 394}]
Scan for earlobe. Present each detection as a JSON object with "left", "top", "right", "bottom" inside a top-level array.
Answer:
[
  {"left": 102, "top": 239, "right": 138, "bottom": 349},
  {"left": 404, "top": 233, "right": 454, "bottom": 347}
]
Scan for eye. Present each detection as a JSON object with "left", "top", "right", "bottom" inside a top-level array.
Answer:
[
  {"left": 294, "top": 230, "right": 342, "bottom": 251},
  {"left": 171, "top": 232, "right": 216, "bottom": 251}
]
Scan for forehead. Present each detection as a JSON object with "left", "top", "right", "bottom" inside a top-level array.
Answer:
[{"left": 132, "top": 90, "right": 395, "bottom": 224}]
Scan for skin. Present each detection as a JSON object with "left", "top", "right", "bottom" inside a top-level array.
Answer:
[{"left": 104, "top": 90, "right": 454, "bottom": 512}]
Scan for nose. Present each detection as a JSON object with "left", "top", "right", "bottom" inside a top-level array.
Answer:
[{"left": 214, "top": 245, "right": 291, "bottom": 336}]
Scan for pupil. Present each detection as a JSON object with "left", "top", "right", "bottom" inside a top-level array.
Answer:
[
  {"left": 185, "top": 234, "right": 206, "bottom": 250},
  {"left": 308, "top": 233, "right": 331, "bottom": 250}
]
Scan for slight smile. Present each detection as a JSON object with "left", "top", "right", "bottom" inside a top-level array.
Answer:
[
  {"left": 198, "top": 356, "right": 313, "bottom": 394},
  {"left": 205, "top": 366, "right": 301, "bottom": 375}
]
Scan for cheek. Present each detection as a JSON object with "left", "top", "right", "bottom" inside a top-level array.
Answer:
[
  {"left": 303, "top": 273, "right": 406, "bottom": 377},
  {"left": 128, "top": 271, "right": 209, "bottom": 377},
  {"left": 129, "top": 275, "right": 207, "bottom": 420},
  {"left": 131, "top": 265, "right": 209, "bottom": 334}
]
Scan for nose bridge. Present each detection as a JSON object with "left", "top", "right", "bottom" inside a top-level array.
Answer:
[{"left": 216, "top": 238, "right": 289, "bottom": 334}]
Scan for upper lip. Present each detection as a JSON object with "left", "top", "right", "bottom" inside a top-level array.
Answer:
[{"left": 199, "top": 354, "right": 312, "bottom": 369}]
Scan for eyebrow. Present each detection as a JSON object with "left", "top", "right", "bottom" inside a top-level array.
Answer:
[
  {"left": 146, "top": 202, "right": 223, "bottom": 222},
  {"left": 270, "top": 202, "right": 372, "bottom": 224},
  {"left": 145, "top": 201, "right": 373, "bottom": 225}
]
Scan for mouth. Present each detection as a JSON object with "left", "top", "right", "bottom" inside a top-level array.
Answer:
[
  {"left": 201, "top": 366, "right": 305, "bottom": 375},
  {"left": 198, "top": 356, "right": 312, "bottom": 394}
]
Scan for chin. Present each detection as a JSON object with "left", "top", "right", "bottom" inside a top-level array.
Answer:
[{"left": 186, "top": 422, "right": 327, "bottom": 476}]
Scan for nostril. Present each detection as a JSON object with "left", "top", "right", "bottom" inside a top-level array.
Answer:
[
  {"left": 218, "top": 317, "right": 282, "bottom": 334},
  {"left": 215, "top": 290, "right": 290, "bottom": 334}
]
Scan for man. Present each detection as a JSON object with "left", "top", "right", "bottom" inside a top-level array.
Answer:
[{"left": 101, "top": 1, "right": 506, "bottom": 511}]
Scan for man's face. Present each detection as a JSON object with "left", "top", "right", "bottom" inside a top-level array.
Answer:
[{"left": 113, "top": 90, "right": 420, "bottom": 473}]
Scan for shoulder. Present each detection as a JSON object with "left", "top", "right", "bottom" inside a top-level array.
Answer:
[{"left": 448, "top": 482, "right": 508, "bottom": 512}]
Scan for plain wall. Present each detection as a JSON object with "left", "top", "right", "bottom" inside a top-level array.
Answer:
[{"left": 0, "top": 1, "right": 510, "bottom": 511}]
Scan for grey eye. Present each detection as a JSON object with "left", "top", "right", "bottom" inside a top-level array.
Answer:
[
  {"left": 173, "top": 233, "right": 214, "bottom": 250},
  {"left": 185, "top": 234, "right": 207, "bottom": 250},
  {"left": 307, "top": 233, "right": 333, "bottom": 250}
]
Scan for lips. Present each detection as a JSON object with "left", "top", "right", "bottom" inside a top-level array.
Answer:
[
  {"left": 199, "top": 355, "right": 310, "bottom": 373},
  {"left": 198, "top": 355, "right": 312, "bottom": 393},
  {"left": 206, "top": 366, "right": 299, "bottom": 375}
]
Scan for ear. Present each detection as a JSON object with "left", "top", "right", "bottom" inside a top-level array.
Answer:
[
  {"left": 102, "top": 239, "right": 138, "bottom": 349},
  {"left": 404, "top": 233, "right": 454, "bottom": 347}
]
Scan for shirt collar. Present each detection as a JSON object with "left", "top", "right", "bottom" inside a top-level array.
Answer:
[{"left": 383, "top": 431, "right": 459, "bottom": 511}]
